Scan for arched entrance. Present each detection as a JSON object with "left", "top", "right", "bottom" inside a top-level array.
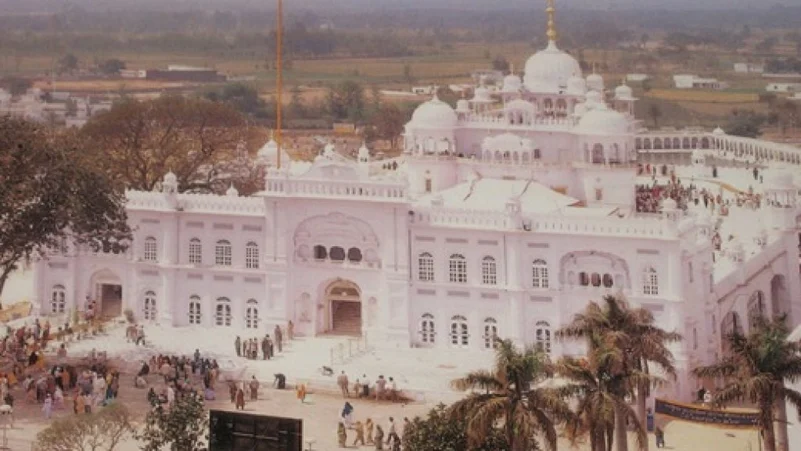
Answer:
[
  {"left": 325, "top": 279, "right": 362, "bottom": 336},
  {"left": 771, "top": 275, "right": 791, "bottom": 323},
  {"left": 89, "top": 268, "right": 123, "bottom": 319}
]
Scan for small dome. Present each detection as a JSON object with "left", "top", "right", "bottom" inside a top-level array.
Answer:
[
  {"left": 322, "top": 143, "right": 337, "bottom": 159},
  {"left": 471, "top": 86, "right": 493, "bottom": 103},
  {"left": 587, "top": 73, "right": 604, "bottom": 92},
  {"left": 502, "top": 73, "right": 523, "bottom": 93},
  {"left": 456, "top": 99, "right": 470, "bottom": 113},
  {"left": 358, "top": 143, "right": 370, "bottom": 161},
  {"left": 662, "top": 197, "right": 678, "bottom": 211},
  {"left": 164, "top": 171, "right": 177, "bottom": 184},
  {"left": 408, "top": 95, "right": 458, "bottom": 129},
  {"left": 712, "top": 126, "right": 726, "bottom": 135},
  {"left": 614, "top": 83, "right": 634, "bottom": 100},
  {"left": 567, "top": 74, "right": 587, "bottom": 95},
  {"left": 523, "top": 41, "right": 582, "bottom": 93},
  {"left": 226, "top": 184, "right": 239, "bottom": 197},
  {"left": 585, "top": 90, "right": 604, "bottom": 105},
  {"left": 257, "top": 138, "right": 279, "bottom": 164},
  {"left": 576, "top": 105, "right": 630, "bottom": 135}
]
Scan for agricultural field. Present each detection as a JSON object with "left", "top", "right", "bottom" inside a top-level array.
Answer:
[{"left": 647, "top": 88, "right": 760, "bottom": 103}]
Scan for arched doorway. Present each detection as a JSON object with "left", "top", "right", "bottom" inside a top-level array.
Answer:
[
  {"left": 89, "top": 268, "right": 123, "bottom": 319},
  {"left": 325, "top": 279, "right": 362, "bottom": 336},
  {"left": 771, "top": 275, "right": 791, "bottom": 323}
]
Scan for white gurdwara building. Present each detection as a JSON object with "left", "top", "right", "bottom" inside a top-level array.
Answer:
[{"left": 35, "top": 10, "right": 801, "bottom": 401}]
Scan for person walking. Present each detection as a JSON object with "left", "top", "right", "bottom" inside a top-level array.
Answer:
[
  {"left": 42, "top": 394, "right": 53, "bottom": 419},
  {"left": 353, "top": 420, "right": 366, "bottom": 446},
  {"left": 337, "top": 371, "right": 349, "bottom": 398},
  {"left": 261, "top": 336, "right": 269, "bottom": 360},
  {"left": 375, "top": 376, "right": 386, "bottom": 401},
  {"left": 374, "top": 424, "right": 384, "bottom": 450},
  {"left": 235, "top": 386, "right": 245, "bottom": 410},
  {"left": 386, "top": 417, "right": 399, "bottom": 448},
  {"left": 235, "top": 336, "right": 241, "bottom": 357},
  {"left": 287, "top": 320, "right": 294, "bottom": 340},
  {"left": 337, "top": 422, "right": 348, "bottom": 448},
  {"left": 655, "top": 426, "right": 666, "bottom": 448},
  {"left": 249, "top": 376, "right": 259, "bottom": 401},
  {"left": 365, "top": 417, "right": 375, "bottom": 445},
  {"left": 274, "top": 325, "right": 283, "bottom": 353}
]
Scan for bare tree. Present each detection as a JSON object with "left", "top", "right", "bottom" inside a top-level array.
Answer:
[{"left": 34, "top": 403, "right": 135, "bottom": 451}]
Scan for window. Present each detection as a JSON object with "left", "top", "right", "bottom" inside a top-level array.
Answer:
[
  {"left": 188, "top": 296, "right": 202, "bottom": 325},
  {"left": 143, "top": 291, "right": 157, "bottom": 321},
  {"left": 688, "top": 261, "right": 694, "bottom": 283},
  {"left": 748, "top": 291, "right": 766, "bottom": 332},
  {"left": 215, "top": 297, "right": 232, "bottom": 326},
  {"left": 532, "top": 259, "right": 549, "bottom": 288},
  {"left": 51, "top": 285, "right": 66, "bottom": 313},
  {"left": 314, "top": 245, "right": 327, "bottom": 260},
  {"left": 330, "top": 246, "right": 346, "bottom": 261},
  {"left": 449, "top": 254, "right": 467, "bottom": 283},
  {"left": 450, "top": 315, "right": 469, "bottom": 348},
  {"left": 245, "top": 242, "right": 259, "bottom": 269},
  {"left": 595, "top": 188, "right": 603, "bottom": 201},
  {"left": 347, "top": 248, "right": 363, "bottom": 262},
  {"left": 215, "top": 240, "right": 232, "bottom": 266},
  {"left": 693, "top": 327, "right": 698, "bottom": 350},
  {"left": 418, "top": 253, "right": 434, "bottom": 281},
  {"left": 591, "top": 273, "right": 602, "bottom": 287},
  {"left": 602, "top": 274, "right": 614, "bottom": 288},
  {"left": 483, "top": 318, "right": 498, "bottom": 349},
  {"left": 643, "top": 267, "right": 659, "bottom": 295},
  {"left": 143, "top": 236, "right": 157, "bottom": 262},
  {"left": 420, "top": 313, "right": 435, "bottom": 344},
  {"left": 424, "top": 178, "right": 432, "bottom": 193},
  {"left": 579, "top": 272, "right": 589, "bottom": 286},
  {"left": 245, "top": 299, "right": 260, "bottom": 329},
  {"left": 535, "top": 321, "right": 551, "bottom": 354},
  {"left": 481, "top": 256, "right": 497, "bottom": 285},
  {"left": 189, "top": 238, "right": 202, "bottom": 264}
]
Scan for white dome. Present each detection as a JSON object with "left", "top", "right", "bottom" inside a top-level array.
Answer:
[
  {"left": 567, "top": 75, "right": 586, "bottom": 95},
  {"left": 409, "top": 95, "right": 458, "bottom": 129},
  {"left": 587, "top": 73, "right": 604, "bottom": 92},
  {"left": 323, "top": 143, "right": 337, "bottom": 158},
  {"left": 573, "top": 102, "right": 587, "bottom": 117},
  {"left": 358, "top": 143, "right": 370, "bottom": 160},
  {"left": 585, "top": 90, "right": 604, "bottom": 106},
  {"left": 614, "top": 84, "right": 634, "bottom": 100},
  {"left": 226, "top": 184, "right": 239, "bottom": 197},
  {"left": 257, "top": 138, "right": 279, "bottom": 164},
  {"left": 502, "top": 74, "right": 523, "bottom": 93},
  {"left": 712, "top": 126, "right": 726, "bottom": 135},
  {"left": 471, "top": 86, "right": 493, "bottom": 103},
  {"left": 456, "top": 99, "right": 470, "bottom": 113},
  {"left": 576, "top": 106, "right": 630, "bottom": 135},
  {"left": 523, "top": 41, "right": 582, "bottom": 93},
  {"left": 164, "top": 171, "right": 177, "bottom": 184}
]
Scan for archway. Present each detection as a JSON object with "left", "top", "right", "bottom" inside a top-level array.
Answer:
[
  {"left": 89, "top": 268, "right": 123, "bottom": 319},
  {"left": 771, "top": 275, "right": 791, "bottom": 323},
  {"left": 325, "top": 279, "right": 362, "bottom": 336}
]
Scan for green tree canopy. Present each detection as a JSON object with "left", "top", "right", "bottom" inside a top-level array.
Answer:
[
  {"left": 137, "top": 394, "right": 208, "bottom": 451},
  {"left": 725, "top": 109, "right": 766, "bottom": 138},
  {"left": 98, "top": 58, "right": 126, "bottom": 75},
  {"left": 404, "top": 404, "right": 509, "bottom": 451}
]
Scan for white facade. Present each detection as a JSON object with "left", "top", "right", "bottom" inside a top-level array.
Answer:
[
  {"left": 766, "top": 83, "right": 801, "bottom": 93},
  {"left": 34, "top": 23, "right": 801, "bottom": 405},
  {"left": 674, "top": 75, "right": 728, "bottom": 90},
  {"left": 734, "top": 63, "right": 764, "bottom": 74}
]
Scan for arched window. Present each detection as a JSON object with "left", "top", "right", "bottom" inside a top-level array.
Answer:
[
  {"left": 347, "top": 248, "right": 363, "bottom": 262},
  {"left": 481, "top": 256, "right": 497, "bottom": 285},
  {"left": 143, "top": 291, "right": 157, "bottom": 321},
  {"left": 483, "top": 318, "right": 499, "bottom": 349},
  {"left": 245, "top": 299, "right": 260, "bottom": 329},
  {"left": 215, "top": 297, "right": 232, "bottom": 327},
  {"left": 313, "top": 245, "right": 327, "bottom": 260},
  {"left": 188, "top": 238, "right": 202, "bottom": 264},
  {"left": 215, "top": 240, "right": 232, "bottom": 266},
  {"left": 449, "top": 254, "right": 467, "bottom": 283},
  {"left": 51, "top": 285, "right": 66, "bottom": 313},
  {"left": 245, "top": 242, "right": 259, "bottom": 269},
  {"left": 533, "top": 149, "right": 542, "bottom": 160},
  {"left": 642, "top": 267, "right": 659, "bottom": 295},
  {"left": 579, "top": 272, "right": 589, "bottom": 286},
  {"left": 532, "top": 259, "right": 549, "bottom": 288},
  {"left": 420, "top": 313, "right": 436, "bottom": 344},
  {"left": 330, "top": 246, "right": 346, "bottom": 261},
  {"left": 748, "top": 291, "right": 766, "bottom": 332},
  {"left": 721, "top": 312, "right": 743, "bottom": 354},
  {"left": 188, "top": 295, "right": 202, "bottom": 325},
  {"left": 602, "top": 274, "right": 614, "bottom": 288},
  {"left": 424, "top": 178, "right": 432, "bottom": 193},
  {"left": 592, "top": 144, "right": 604, "bottom": 164},
  {"left": 591, "top": 273, "right": 602, "bottom": 287},
  {"left": 450, "top": 315, "right": 469, "bottom": 348},
  {"left": 143, "top": 236, "right": 157, "bottom": 262},
  {"left": 536, "top": 321, "right": 551, "bottom": 354},
  {"left": 418, "top": 252, "right": 434, "bottom": 281}
]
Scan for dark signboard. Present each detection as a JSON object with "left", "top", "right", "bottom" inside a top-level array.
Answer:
[
  {"left": 654, "top": 398, "right": 758, "bottom": 427},
  {"left": 209, "top": 409, "right": 303, "bottom": 451}
]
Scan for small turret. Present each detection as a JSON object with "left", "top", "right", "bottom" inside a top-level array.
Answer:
[
  {"left": 162, "top": 171, "right": 178, "bottom": 194},
  {"left": 226, "top": 184, "right": 239, "bottom": 197}
]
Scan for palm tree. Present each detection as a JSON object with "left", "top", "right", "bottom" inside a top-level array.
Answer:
[
  {"left": 449, "top": 338, "right": 576, "bottom": 451},
  {"left": 557, "top": 294, "right": 679, "bottom": 451},
  {"left": 693, "top": 317, "right": 801, "bottom": 451}
]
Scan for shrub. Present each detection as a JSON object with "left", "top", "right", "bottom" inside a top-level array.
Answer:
[{"left": 34, "top": 402, "right": 135, "bottom": 451}]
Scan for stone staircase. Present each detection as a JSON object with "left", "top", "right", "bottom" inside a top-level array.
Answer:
[{"left": 332, "top": 301, "right": 361, "bottom": 336}]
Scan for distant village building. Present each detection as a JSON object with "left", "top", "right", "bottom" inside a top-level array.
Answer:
[
  {"left": 733, "top": 63, "right": 764, "bottom": 74},
  {"left": 411, "top": 86, "right": 437, "bottom": 96},
  {"left": 120, "top": 69, "right": 147, "bottom": 79},
  {"left": 145, "top": 65, "right": 226, "bottom": 83},
  {"left": 626, "top": 74, "right": 649, "bottom": 82},
  {"left": 766, "top": 83, "right": 801, "bottom": 93},
  {"left": 673, "top": 75, "right": 728, "bottom": 90}
]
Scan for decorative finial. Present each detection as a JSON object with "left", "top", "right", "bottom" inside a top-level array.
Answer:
[{"left": 546, "top": 0, "right": 557, "bottom": 43}]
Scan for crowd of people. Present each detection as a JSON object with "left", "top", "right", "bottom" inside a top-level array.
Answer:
[{"left": 337, "top": 408, "right": 409, "bottom": 450}]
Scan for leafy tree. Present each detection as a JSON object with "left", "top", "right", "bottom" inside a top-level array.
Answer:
[
  {"left": 0, "top": 76, "right": 33, "bottom": 97},
  {"left": 756, "top": 37, "right": 779, "bottom": 53},
  {"left": 370, "top": 103, "right": 406, "bottom": 149},
  {"left": 768, "top": 99, "right": 800, "bottom": 136},
  {"left": 404, "top": 404, "right": 509, "bottom": 451},
  {"left": 492, "top": 55, "right": 510, "bottom": 74},
  {"left": 287, "top": 85, "right": 306, "bottom": 119},
  {"left": 35, "top": 402, "right": 135, "bottom": 451},
  {"left": 403, "top": 63, "right": 416, "bottom": 87},
  {"left": 325, "top": 80, "right": 366, "bottom": 123},
  {"left": 436, "top": 86, "right": 460, "bottom": 108},
  {"left": 80, "top": 95, "right": 257, "bottom": 194},
  {"left": 203, "top": 83, "right": 269, "bottom": 119},
  {"left": 0, "top": 116, "right": 131, "bottom": 300},
  {"left": 725, "top": 109, "right": 766, "bottom": 138},
  {"left": 693, "top": 317, "right": 801, "bottom": 451},
  {"left": 98, "top": 58, "right": 126, "bottom": 75},
  {"left": 647, "top": 104, "right": 662, "bottom": 129},
  {"left": 137, "top": 394, "right": 208, "bottom": 451},
  {"left": 449, "top": 339, "right": 576, "bottom": 451},
  {"left": 557, "top": 295, "right": 680, "bottom": 451},
  {"left": 58, "top": 53, "right": 79, "bottom": 74}
]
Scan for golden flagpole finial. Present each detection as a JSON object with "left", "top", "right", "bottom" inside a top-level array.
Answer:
[{"left": 546, "top": 0, "right": 557, "bottom": 43}]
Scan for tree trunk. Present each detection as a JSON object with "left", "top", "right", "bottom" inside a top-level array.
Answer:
[
  {"left": 762, "top": 403, "right": 777, "bottom": 451},
  {"left": 636, "top": 382, "right": 649, "bottom": 451},
  {"left": 775, "top": 393, "right": 789, "bottom": 451},
  {"left": 615, "top": 403, "right": 629, "bottom": 451}
]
